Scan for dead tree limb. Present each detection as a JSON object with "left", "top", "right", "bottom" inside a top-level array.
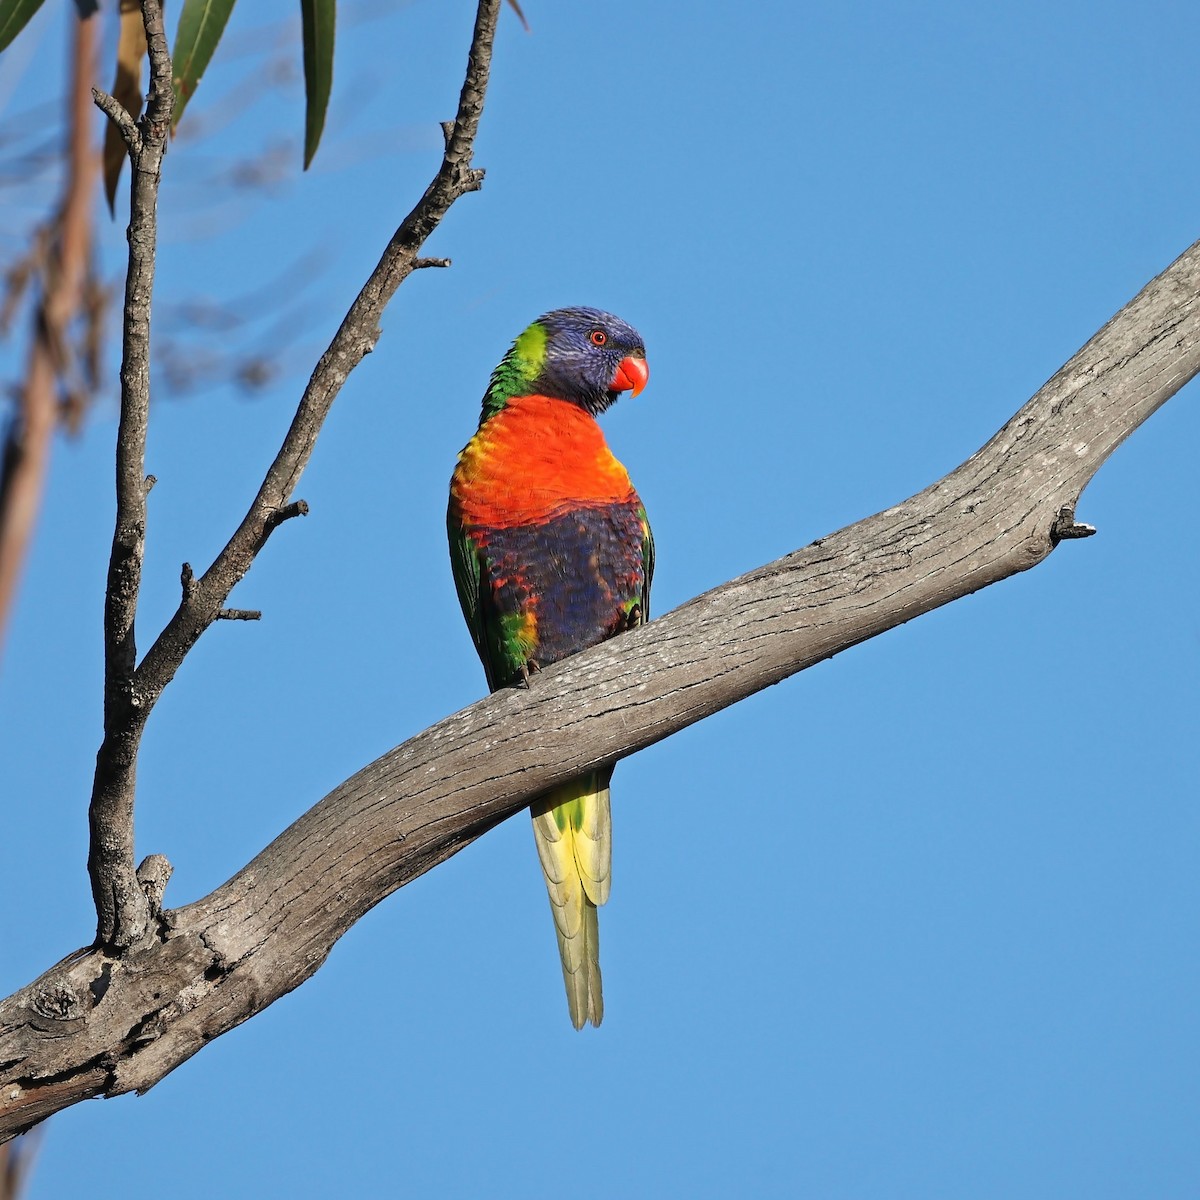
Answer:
[{"left": 2, "top": 234, "right": 1197, "bottom": 1142}]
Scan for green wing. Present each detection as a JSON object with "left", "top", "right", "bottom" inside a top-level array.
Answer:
[
  {"left": 639, "top": 505, "right": 655, "bottom": 623},
  {"left": 447, "top": 507, "right": 499, "bottom": 691}
]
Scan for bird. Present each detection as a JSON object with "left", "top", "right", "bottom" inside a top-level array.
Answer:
[{"left": 447, "top": 306, "right": 652, "bottom": 1029}]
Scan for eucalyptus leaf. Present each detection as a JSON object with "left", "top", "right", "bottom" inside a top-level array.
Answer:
[
  {"left": 171, "top": 0, "right": 237, "bottom": 131},
  {"left": 301, "top": 0, "right": 335, "bottom": 169}
]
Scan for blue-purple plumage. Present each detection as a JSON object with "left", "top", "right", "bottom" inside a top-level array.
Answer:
[{"left": 474, "top": 501, "right": 646, "bottom": 688}]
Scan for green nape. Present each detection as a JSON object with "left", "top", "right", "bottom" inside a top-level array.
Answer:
[{"left": 481, "top": 321, "right": 548, "bottom": 418}]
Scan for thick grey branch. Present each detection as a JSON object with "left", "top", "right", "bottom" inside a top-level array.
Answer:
[
  {"left": 2, "top": 237, "right": 1198, "bottom": 1141},
  {"left": 87, "top": 0, "right": 174, "bottom": 950}
]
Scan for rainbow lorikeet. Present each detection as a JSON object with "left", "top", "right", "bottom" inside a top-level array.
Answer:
[{"left": 447, "top": 306, "right": 652, "bottom": 1029}]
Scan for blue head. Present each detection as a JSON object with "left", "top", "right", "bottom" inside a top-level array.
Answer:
[{"left": 484, "top": 306, "right": 648, "bottom": 418}]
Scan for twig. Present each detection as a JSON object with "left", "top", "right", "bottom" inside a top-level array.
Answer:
[
  {"left": 215, "top": 608, "right": 262, "bottom": 621},
  {"left": 91, "top": 87, "right": 141, "bottom": 154},
  {"left": 265, "top": 498, "right": 309, "bottom": 529},
  {"left": 135, "top": 853, "right": 172, "bottom": 918},
  {"left": 87, "top": 0, "right": 174, "bottom": 948}
]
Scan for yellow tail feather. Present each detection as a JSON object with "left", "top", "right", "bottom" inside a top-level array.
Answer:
[{"left": 530, "top": 771, "right": 612, "bottom": 1030}]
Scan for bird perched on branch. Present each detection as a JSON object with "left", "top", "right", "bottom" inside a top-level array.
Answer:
[{"left": 448, "top": 306, "right": 652, "bottom": 1029}]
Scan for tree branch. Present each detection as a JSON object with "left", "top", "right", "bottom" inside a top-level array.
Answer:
[
  {"left": 2, "top": 235, "right": 1197, "bottom": 1141},
  {"left": 87, "top": 0, "right": 175, "bottom": 950},
  {"left": 132, "top": 0, "right": 496, "bottom": 685},
  {"left": 85, "top": 0, "right": 502, "bottom": 949}
]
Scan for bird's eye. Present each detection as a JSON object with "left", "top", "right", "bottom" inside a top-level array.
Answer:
[{"left": 589, "top": 329, "right": 608, "bottom": 347}]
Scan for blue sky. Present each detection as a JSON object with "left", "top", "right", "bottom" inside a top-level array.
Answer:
[{"left": 2, "top": 0, "right": 1199, "bottom": 1196}]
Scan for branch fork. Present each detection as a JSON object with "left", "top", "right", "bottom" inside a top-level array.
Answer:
[{"left": 84, "top": 0, "right": 502, "bottom": 952}]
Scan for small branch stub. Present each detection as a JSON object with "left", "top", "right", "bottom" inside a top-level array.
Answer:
[
  {"left": 266, "top": 499, "right": 309, "bottom": 530},
  {"left": 216, "top": 608, "right": 262, "bottom": 621},
  {"left": 1051, "top": 504, "right": 1098, "bottom": 543},
  {"left": 88, "top": 0, "right": 176, "bottom": 951},
  {"left": 91, "top": 87, "right": 141, "bottom": 153}
]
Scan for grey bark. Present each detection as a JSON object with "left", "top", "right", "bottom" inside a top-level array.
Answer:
[
  {"left": 87, "top": 0, "right": 174, "bottom": 951},
  {"left": 1, "top": 236, "right": 1197, "bottom": 1141}
]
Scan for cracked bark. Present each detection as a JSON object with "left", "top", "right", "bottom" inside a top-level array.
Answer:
[{"left": 1, "top": 235, "right": 1197, "bottom": 1141}]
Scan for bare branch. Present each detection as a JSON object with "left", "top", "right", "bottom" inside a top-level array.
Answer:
[
  {"left": 265, "top": 499, "right": 309, "bottom": 529},
  {"left": 87, "top": 0, "right": 174, "bottom": 948},
  {"left": 3, "top": 235, "right": 1198, "bottom": 1140},
  {"left": 84, "top": 0, "right": 502, "bottom": 950},
  {"left": 138, "top": 0, "right": 499, "bottom": 652},
  {"left": 91, "top": 87, "right": 141, "bottom": 155}
]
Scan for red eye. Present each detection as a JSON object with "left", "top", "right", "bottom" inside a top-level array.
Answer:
[{"left": 589, "top": 329, "right": 608, "bottom": 346}]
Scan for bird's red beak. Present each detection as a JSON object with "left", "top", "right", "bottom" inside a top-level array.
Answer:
[{"left": 610, "top": 355, "right": 649, "bottom": 397}]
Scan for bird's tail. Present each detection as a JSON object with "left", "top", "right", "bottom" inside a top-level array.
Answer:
[{"left": 530, "top": 768, "right": 613, "bottom": 1030}]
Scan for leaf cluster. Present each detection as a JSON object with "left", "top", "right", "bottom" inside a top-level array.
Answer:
[{"left": 1, "top": 0, "right": 336, "bottom": 179}]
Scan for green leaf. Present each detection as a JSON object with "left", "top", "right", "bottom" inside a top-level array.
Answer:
[
  {"left": 300, "top": 0, "right": 335, "bottom": 170},
  {"left": 0, "top": 0, "right": 48, "bottom": 54},
  {"left": 171, "top": 0, "right": 237, "bottom": 132}
]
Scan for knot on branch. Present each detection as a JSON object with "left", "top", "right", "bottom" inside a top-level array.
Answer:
[{"left": 30, "top": 980, "right": 86, "bottom": 1023}]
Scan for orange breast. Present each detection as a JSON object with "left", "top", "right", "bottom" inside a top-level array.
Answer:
[{"left": 451, "top": 395, "right": 635, "bottom": 528}]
